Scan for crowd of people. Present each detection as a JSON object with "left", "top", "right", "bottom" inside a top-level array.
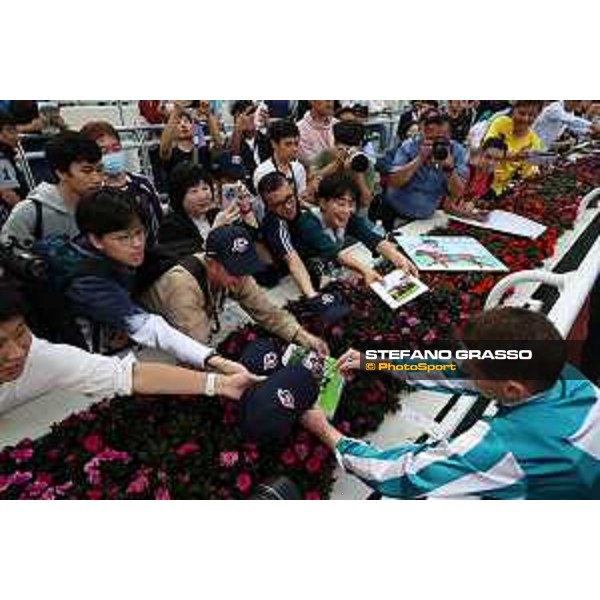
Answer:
[{"left": 1, "top": 99, "right": 600, "bottom": 499}]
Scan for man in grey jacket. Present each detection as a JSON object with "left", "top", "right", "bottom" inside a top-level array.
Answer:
[{"left": 0, "top": 131, "right": 103, "bottom": 244}]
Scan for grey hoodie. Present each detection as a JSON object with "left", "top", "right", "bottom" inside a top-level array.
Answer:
[{"left": 0, "top": 182, "right": 79, "bottom": 244}]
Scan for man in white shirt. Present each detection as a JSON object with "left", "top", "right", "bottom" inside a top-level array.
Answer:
[
  {"left": 253, "top": 119, "right": 307, "bottom": 201},
  {"left": 0, "top": 275, "right": 262, "bottom": 415},
  {"left": 533, "top": 101, "right": 600, "bottom": 150}
]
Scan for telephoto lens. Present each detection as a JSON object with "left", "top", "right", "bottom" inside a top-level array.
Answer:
[
  {"left": 349, "top": 151, "right": 370, "bottom": 173},
  {"left": 432, "top": 138, "right": 450, "bottom": 161},
  {"left": 250, "top": 476, "right": 303, "bottom": 500}
]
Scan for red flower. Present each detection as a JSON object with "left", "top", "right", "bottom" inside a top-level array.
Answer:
[
  {"left": 236, "top": 473, "right": 252, "bottom": 494},
  {"left": 86, "top": 489, "right": 103, "bottom": 500},
  {"left": 175, "top": 442, "right": 200, "bottom": 457},
  {"left": 280, "top": 448, "right": 297, "bottom": 466},
  {"left": 82, "top": 434, "right": 104, "bottom": 455},
  {"left": 306, "top": 456, "right": 322, "bottom": 473},
  {"left": 305, "top": 491, "right": 321, "bottom": 500}
]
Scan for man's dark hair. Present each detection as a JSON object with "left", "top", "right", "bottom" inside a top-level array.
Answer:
[
  {"left": 0, "top": 274, "right": 26, "bottom": 323},
  {"left": 460, "top": 307, "right": 567, "bottom": 393},
  {"left": 333, "top": 121, "right": 365, "bottom": 147},
  {"left": 268, "top": 119, "right": 299, "bottom": 143},
  {"left": 0, "top": 111, "right": 17, "bottom": 130},
  {"left": 168, "top": 162, "right": 214, "bottom": 213},
  {"left": 80, "top": 120, "right": 121, "bottom": 143},
  {"left": 257, "top": 171, "right": 288, "bottom": 201},
  {"left": 420, "top": 110, "right": 450, "bottom": 127},
  {"left": 76, "top": 188, "right": 143, "bottom": 236},
  {"left": 318, "top": 172, "right": 360, "bottom": 204},
  {"left": 512, "top": 100, "right": 544, "bottom": 112},
  {"left": 230, "top": 100, "right": 255, "bottom": 117},
  {"left": 481, "top": 136, "right": 508, "bottom": 154},
  {"left": 45, "top": 131, "right": 102, "bottom": 176}
]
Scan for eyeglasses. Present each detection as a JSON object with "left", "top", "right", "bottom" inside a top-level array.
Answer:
[
  {"left": 270, "top": 194, "right": 296, "bottom": 210},
  {"left": 107, "top": 227, "right": 146, "bottom": 246}
]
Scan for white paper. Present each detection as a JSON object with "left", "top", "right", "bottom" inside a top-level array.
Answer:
[
  {"left": 370, "top": 270, "right": 429, "bottom": 310},
  {"left": 449, "top": 209, "right": 546, "bottom": 240}
]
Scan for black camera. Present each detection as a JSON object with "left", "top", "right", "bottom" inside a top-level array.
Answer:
[
  {"left": 0, "top": 237, "right": 48, "bottom": 281},
  {"left": 250, "top": 476, "right": 302, "bottom": 500},
  {"left": 347, "top": 149, "right": 370, "bottom": 173},
  {"left": 431, "top": 138, "right": 450, "bottom": 162}
]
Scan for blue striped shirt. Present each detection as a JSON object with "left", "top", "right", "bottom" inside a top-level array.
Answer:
[{"left": 335, "top": 365, "right": 600, "bottom": 499}]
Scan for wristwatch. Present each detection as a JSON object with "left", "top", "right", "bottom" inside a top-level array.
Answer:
[{"left": 204, "top": 373, "right": 217, "bottom": 397}]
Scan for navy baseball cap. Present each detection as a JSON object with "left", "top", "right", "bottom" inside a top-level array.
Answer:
[
  {"left": 306, "top": 290, "right": 350, "bottom": 324},
  {"left": 205, "top": 225, "right": 266, "bottom": 276},
  {"left": 239, "top": 338, "right": 283, "bottom": 376},
  {"left": 240, "top": 365, "right": 319, "bottom": 444}
]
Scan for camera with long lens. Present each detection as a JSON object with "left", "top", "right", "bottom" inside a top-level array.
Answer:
[
  {"left": 250, "top": 476, "right": 302, "bottom": 500},
  {"left": 346, "top": 148, "right": 370, "bottom": 173},
  {"left": 0, "top": 237, "right": 48, "bottom": 281},
  {"left": 431, "top": 137, "right": 450, "bottom": 162}
]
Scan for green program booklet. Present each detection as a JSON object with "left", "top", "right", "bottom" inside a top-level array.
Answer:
[{"left": 282, "top": 344, "right": 344, "bottom": 419}]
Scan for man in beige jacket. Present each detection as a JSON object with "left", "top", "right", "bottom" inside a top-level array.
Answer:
[{"left": 142, "top": 225, "right": 329, "bottom": 355}]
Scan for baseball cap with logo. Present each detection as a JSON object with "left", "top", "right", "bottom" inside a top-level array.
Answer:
[
  {"left": 305, "top": 290, "right": 350, "bottom": 324},
  {"left": 239, "top": 338, "right": 283, "bottom": 376},
  {"left": 239, "top": 365, "right": 319, "bottom": 444},
  {"left": 205, "top": 225, "right": 266, "bottom": 276}
]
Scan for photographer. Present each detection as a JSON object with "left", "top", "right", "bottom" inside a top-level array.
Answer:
[
  {"left": 228, "top": 101, "right": 271, "bottom": 194},
  {"left": 0, "top": 274, "right": 262, "bottom": 416},
  {"left": 312, "top": 121, "right": 377, "bottom": 213},
  {"left": 159, "top": 102, "right": 221, "bottom": 184},
  {"left": 383, "top": 111, "right": 468, "bottom": 223}
]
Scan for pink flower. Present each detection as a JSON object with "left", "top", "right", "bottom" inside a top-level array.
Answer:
[
  {"left": 82, "top": 434, "right": 104, "bottom": 455},
  {"left": 306, "top": 456, "right": 322, "bottom": 473},
  {"left": 126, "top": 468, "right": 151, "bottom": 495},
  {"left": 155, "top": 486, "right": 171, "bottom": 500},
  {"left": 10, "top": 447, "right": 33, "bottom": 464},
  {"left": 175, "top": 442, "right": 199, "bottom": 457},
  {"left": 305, "top": 491, "right": 321, "bottom": 500},
  {"left": 0, "top": 471, "right": 32, "bottom": 494},
  {"left": 236, "top": 473, "right": 252, "bottom": 494},
  {"left": 280, "top": 448, "right": 297, "bottom": 466},
  {"left": 219, "top": 451, "right": 239, "bottom": 468},
  {"left": 406, "top": 316, "right": 420, "bottom": 327}
]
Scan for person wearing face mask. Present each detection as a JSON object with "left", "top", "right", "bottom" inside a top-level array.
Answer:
[{"left": 81, "top": 121, "right": 163, "bottom": 247}]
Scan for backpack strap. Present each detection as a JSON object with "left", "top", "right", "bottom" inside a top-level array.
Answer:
[
  {"left": 32, "top": 199, "right": 43, "bottom": 241},
  {"left": 177, "top": 254, "right": 221, "bottom": 333}
]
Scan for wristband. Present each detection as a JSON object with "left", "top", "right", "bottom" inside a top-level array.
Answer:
[{"left": 204, "top": 373, "right": 217, "bottom": 397}]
